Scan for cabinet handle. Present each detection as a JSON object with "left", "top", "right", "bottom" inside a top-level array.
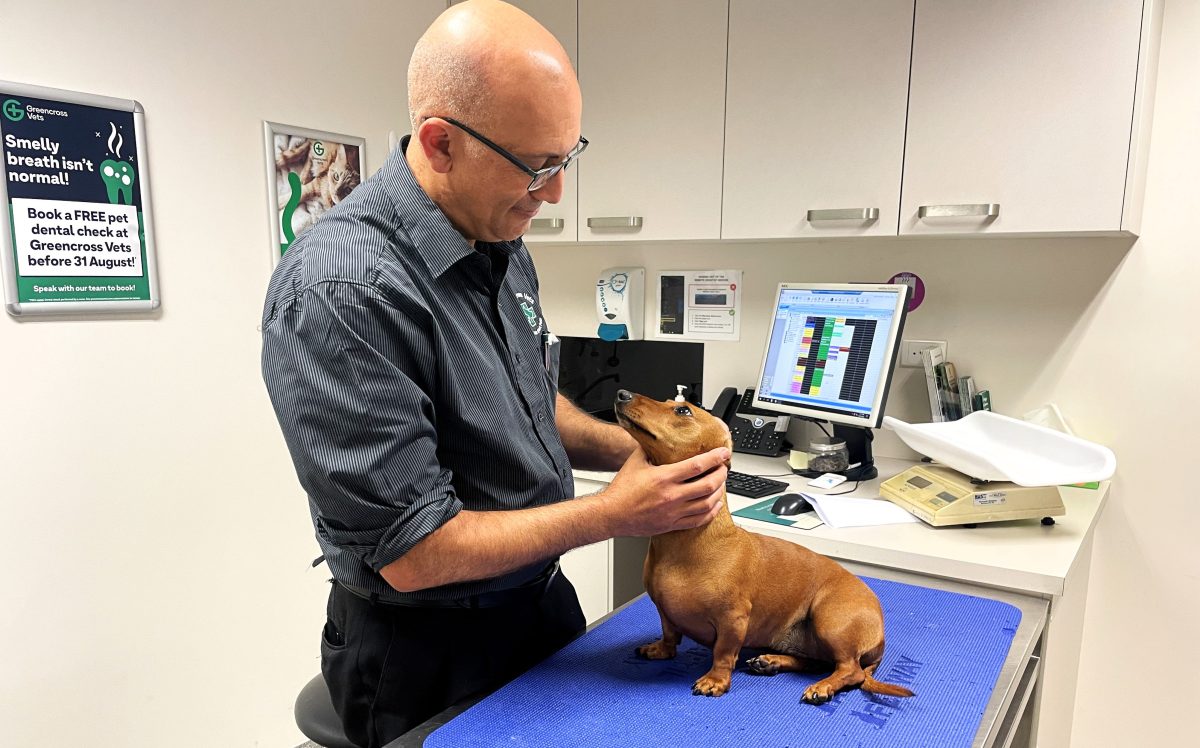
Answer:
[
  {"left": 587, "top": 216, "right": 643, "bottom": 229},
  {"left": 528, "top": 218, "right": 564, "bottom": 231},
  {"left": 918, "top": 203, "right": 1001, "bottom": 218},
  {"left": 807, "top": 208, "right": 880, "bottom": 222}
]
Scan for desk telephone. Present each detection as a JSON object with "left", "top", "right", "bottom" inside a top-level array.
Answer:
[{"left": 710, "top": 387, "right": 791, "bottom": 457}]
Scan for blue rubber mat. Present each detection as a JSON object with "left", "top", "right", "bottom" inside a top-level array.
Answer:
[{"left": 426, "top": 577, "right": 1021, "bottom": 747}]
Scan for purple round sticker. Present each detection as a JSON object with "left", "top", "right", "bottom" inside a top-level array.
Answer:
[{"left": 888, "top": 271, "right": 925, "bottom": 312}]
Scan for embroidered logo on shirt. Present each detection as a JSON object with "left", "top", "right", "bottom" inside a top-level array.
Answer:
[{"left": 515, "top": 292, "right": 544, "bottom": 334}]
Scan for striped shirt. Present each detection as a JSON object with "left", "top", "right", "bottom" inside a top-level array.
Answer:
[{"left": 261, "top": 137, "right": 573, "bottom": 601}]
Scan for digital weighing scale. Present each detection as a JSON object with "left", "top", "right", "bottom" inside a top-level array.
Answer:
[
  {"left": 881, "top": 411, "right": 1116, "bottom": 527},
  {"left": 881, "top": 464, "right": 1065, "bottom": 526}
]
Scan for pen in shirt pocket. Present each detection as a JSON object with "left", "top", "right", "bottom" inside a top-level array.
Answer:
[{"left": 542, "top": 331, "right": 559, "bottom": 372}]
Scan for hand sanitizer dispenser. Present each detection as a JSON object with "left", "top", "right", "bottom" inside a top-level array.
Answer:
[{"left": 596, "top": 267, "right": 644, "bottom": 341}]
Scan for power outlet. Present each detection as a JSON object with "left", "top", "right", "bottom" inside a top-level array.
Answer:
[{"left": 900, "top": 339, "right": 947, "bottom": 368}]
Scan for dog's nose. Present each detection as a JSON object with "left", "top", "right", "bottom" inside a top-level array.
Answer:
[{"left": 616, "top": 389, "right": 633, "bottom": 403}]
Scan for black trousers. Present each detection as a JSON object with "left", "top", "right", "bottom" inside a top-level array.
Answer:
[{"left": 321, "top": 573, "right": 587, "bottom": 748}]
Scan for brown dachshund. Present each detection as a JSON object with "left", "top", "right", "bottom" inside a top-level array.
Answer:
[{"left": 614, "top": 389, "right": 914, "bottom": 704}]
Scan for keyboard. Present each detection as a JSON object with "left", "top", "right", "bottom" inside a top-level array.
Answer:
[{"left": 725, "top": 470, "right": 790, "bottom": 499}]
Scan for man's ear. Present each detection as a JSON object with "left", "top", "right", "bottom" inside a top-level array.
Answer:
[{"left": 416, "top": 119, "right": 454, "bottom": 175}]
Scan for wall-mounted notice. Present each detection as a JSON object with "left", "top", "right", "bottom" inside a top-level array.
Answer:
[
  {"left": 655, "top": 269, "right": 742, "bottom": 341},
  {"left": 0, "top": 80, "right": 159, "bottom": 316}
]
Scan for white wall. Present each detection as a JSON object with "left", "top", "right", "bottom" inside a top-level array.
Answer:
[
  {"left": 0, "top": 1, "right": 444, "bottom": 745},
  {"left": 533, "top": 234, "right": 1133, "bottom": 459},
  {"left": 1051, "top": 1, "right": 1199, "bottom": 745}
]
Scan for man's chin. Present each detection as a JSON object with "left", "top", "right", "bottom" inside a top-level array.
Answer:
[{"left": 505, "top": 214, "right": 537, "bottom": 240}]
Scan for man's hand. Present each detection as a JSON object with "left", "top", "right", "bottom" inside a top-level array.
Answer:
[{"left": 598, "top": 446, "right": 730, "bottom": 537}]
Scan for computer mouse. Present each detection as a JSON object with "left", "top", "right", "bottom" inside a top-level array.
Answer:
[{"left": 770, "top": 493, "right": 812, "bottom": 516}]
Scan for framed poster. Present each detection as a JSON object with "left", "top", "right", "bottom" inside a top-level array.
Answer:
[
  {"left": 0, "top": 80, "right": 160, "bottom": 316},
  {"left": 263, "top": 121, "right": 365, "bottom": 262}
]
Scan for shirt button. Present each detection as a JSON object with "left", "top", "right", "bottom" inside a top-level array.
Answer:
[
  {"left": 536, "top": 412, "right": 545, "bottom": 423},
  {"left": 515, "top": 353, "right": 521, "bottom": 363}
]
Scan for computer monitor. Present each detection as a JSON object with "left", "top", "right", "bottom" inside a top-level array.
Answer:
[
  {"left": 557, "top": 336, "right": 704, "bottom": 423},
  {"left": 752, "top": 283, "right": 910, "bottom": 479}
]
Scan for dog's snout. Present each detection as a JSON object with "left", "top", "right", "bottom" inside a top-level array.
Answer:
[{"left": 616, "top": 389, "right": 634, "bottom": 404}]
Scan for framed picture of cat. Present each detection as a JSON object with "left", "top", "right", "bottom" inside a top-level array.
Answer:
[{"left": 262, "top": 121, "right": 365, "bottom": 263}]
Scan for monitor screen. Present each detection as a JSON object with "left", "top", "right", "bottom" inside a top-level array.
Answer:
[{"left": 752, "top": 283, "right": 909, "bottom": 429}]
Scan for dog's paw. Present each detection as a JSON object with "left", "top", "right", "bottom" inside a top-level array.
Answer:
[
  {"left": 691, "top": 674, "right": 731, "bottom": 697},
  {"left": 746, "top": 655, "right": 780, "bottom": 675},
  {"left": 801, "top": 683, "right": 835, "bottom": 704},
  {"left": 635, "top": 641, "right": 677, "bottom": 660}
]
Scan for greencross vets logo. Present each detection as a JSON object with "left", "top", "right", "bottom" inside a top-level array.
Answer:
[
  {"left": 3, "top": 99, "right": 24, "bottom": 122},
  {"left": 312, "top": 141, "right": 325, "bottom": 157},
  {"left": 515, "top": 292, "right": 544, "bottom": 335}
]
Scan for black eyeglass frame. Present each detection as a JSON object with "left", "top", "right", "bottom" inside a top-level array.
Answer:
[{"left": 433, "top": 116, "right": 588, "bottom": 192}]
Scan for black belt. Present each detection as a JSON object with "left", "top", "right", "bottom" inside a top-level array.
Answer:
[{"left": 341, "top": 561, "right": 560, "bottom": 610}]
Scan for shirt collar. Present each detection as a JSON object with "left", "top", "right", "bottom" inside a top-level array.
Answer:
[{"left": 382, "top": 135, "right": 520, "bottom": 278}]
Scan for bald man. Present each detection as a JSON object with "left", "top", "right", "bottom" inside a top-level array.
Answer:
[{"left": 262, "top": 2, "right": 728, "bottom": 744}]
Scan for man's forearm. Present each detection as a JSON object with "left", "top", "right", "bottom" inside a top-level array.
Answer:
[
  {"left": 380, "top": 495, "right": 613, "bottom": 592},
  {"left": 555, "top": 392, "right": 636, "bottom": 471}
]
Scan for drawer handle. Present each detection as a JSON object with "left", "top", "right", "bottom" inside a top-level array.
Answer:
[
  {"left": 918, "top": 203, "right": 1000, "bottom": 218},
  {"left": 807, "top": 208, "right": 880, "bottom": 222},
  {"left": 587, "top": 216, "right": 643, "bottom": 229},
  {"left": 529, "top": 218, "right": 564, "bottom": 231}
]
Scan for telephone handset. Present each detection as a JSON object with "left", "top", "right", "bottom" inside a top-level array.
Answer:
[{"left": 709, "top": 387, "right": 790, "bottom": 457}]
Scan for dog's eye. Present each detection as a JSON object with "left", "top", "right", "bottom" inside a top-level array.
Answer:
[{"left": 674, "top": 405, "right": 692, "bottom": 417}]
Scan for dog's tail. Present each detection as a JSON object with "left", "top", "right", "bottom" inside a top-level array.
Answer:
[{"left": 861, "top": 663, "right": 915, "bottom": 698}]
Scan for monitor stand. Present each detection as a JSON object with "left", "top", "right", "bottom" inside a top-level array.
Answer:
[{"left": 833, "top": 423, "right": 878, "bottom": 482}]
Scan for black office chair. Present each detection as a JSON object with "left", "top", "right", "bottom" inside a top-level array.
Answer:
[{"left": 295, "top": 673, "right": 356, "bottom": 748}]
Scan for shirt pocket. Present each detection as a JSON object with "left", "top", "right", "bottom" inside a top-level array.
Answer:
[{"left": 543, "top": 332, "right": 562, "bottom": 394}]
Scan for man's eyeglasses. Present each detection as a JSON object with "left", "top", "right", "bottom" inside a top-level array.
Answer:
[{"left": 434, "top": 116, "right": 588, "bottom": 192}]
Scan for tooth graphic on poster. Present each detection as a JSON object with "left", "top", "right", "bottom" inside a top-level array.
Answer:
[
  {"left": 100, "top": 159, "right": 135, "bottom": 204},
  {"left": 99, "top": 122, "right": 135, "bottom": 204}
]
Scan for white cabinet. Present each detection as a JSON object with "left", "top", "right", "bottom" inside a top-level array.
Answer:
[
  {"left": 460, "top": 0, "right": 1157, "bottom": 241},
  {"left": 577, "top": 0, "right": 728, "bottom": 242},
  {"left": 505, "top": 0, "right": 581, "bottom": 244},
  {"left": 899, "top": 0, "right": 1146, "bottom": 235},
  {"left": 560, "top": 539, "right": 612, "bottom": 625},
  {"left": 722, "top": 1, "right": 913, "bottom": 239},
  {"left": 561, "top": 475, "right": 616, "bottom": 624}
]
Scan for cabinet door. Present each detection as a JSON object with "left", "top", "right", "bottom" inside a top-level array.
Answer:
[
  {"left": 723, "top": 1, "right": 913, "bottom": 239},
  {"left": 507, "top": 0, "right": 580, "bottom": 243},
  {"left": 900, "top": 0, "right": 1144, "bottom": 234},
  {"left": 562, "top": 477, "right": 614, "bottom": 624},
  {"left": 577, "top": 0, "right": 728, "bottom": 242},
  {"left": 561, "top": 539, "right": 612, "bottom": 625}
]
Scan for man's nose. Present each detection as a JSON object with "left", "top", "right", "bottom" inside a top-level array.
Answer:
[{"left": 530, "top": 167, "right": 566, "bottom": 204}]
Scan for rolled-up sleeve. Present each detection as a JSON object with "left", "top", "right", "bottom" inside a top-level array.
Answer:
[{"left": 262, "top": 278, "right": 461, "bottom": 571}]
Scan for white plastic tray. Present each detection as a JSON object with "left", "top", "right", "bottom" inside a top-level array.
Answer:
[{"left": 882, "top": 411, "right": 1116, "bottom": 486}]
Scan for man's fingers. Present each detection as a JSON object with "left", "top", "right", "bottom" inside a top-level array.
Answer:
[
  {"left": 700, "top": 497, "right": 724, "bottom": 525},
  {"left": 666, "top": 466, "right": 727, "bottom": 503},
  {"left": 666, "top": 446, "right": 730, "bottom": 481},
  {"left": 676, "top": 489, "right": 725, "bottom": 527}
]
